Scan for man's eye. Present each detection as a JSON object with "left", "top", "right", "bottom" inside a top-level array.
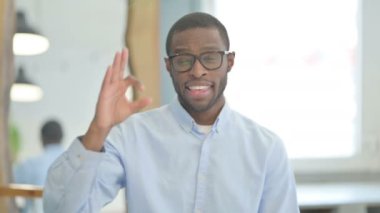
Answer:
[
  {"left": 203, "top": 55, "right": 218, "bottom": 62},
  {"left": 176, "top": 57, "right": 192, "bottom": 65}
]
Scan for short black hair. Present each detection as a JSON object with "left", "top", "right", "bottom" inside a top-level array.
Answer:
[
  {"left": 41, "top": 120, "right": 63, "bottom": 146},
  {"left": 165, "top": 12, "right": 230, "bottom": 55}
]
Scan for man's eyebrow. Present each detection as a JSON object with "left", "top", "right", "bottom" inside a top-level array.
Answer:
[
  {"left": 200, "top": 47, "right": 222, "bottom": 52},
  {"left": 172, "top": 47, "right": 190, "bottom": 53},
  {"left": 172, "top": 45, "right": 223, "bottom": 54}
]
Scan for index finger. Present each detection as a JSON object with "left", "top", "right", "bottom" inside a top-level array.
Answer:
[{"left": 123, "top": 75, "right": 145, "bottom": 92}]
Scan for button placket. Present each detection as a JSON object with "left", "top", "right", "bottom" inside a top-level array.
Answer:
[{"left": 193, "top": 133, "right": 213, "bottom": 213}]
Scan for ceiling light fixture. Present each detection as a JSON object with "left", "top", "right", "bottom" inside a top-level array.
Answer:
[
  {"left": 10, "top": 67, "right": 43, "bottom": 102},
  {"left": 13, "top": 11, "right": 50, "bottom": 55}
]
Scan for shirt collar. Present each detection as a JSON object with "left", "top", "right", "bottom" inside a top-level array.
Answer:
[{"left": 168, "top": 96, "right": 232, "bottom": 134}]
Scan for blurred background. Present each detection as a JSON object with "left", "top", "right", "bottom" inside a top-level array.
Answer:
[{"left": 2, "top": 0, "right": 380, "bottom": 212}]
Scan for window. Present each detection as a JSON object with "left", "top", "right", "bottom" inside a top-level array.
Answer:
[{"left": 214, "top": 0, "right": 360, "bottom": 159}]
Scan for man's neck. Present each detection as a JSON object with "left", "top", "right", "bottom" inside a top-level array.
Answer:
[
  {"left": 190, "top": 109, "right": 221, "bottom": 125},
  {"left": 189, "top": 101, "right": 225, "bottom": 125},
  {"left": 178, "top": 96, "right": 225, "bottom": 125}
]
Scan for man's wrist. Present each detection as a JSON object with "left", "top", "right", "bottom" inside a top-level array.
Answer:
[
  {"left": 82, "top": 121, "right": 110, "bottom": 152},
  {"left": 78, "top": 135, "right": 105, "bottom": 152}
]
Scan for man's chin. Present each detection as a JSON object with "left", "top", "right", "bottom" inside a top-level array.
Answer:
[
  {"left": 187, "top": 101, "right": 213, "bottom": 113},
  {"left": 179, "top": 96, "right": 214, "bottom": 113}
]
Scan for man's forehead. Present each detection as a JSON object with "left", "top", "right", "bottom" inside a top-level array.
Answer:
[
  {"left": 170, "top": 28, "right": 224, "bottom": 52},
  {"left": 172, "top": 27, "right": 219, "bottom": 37}
]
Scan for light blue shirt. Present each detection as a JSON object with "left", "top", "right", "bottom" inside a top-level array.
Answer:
[
  {"left": 14, "top": 144, "right": 64, "bottom": 213},
  {"left": 14, "top": 144, "right": 64, "bottom": 186},
  {"left": 44, "top": 98, "right": 299, "bottom": 213}
]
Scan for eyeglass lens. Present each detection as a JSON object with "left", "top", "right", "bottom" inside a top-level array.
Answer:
[{"left": 172, "top": 52, "right": 224, "bottom": 72}]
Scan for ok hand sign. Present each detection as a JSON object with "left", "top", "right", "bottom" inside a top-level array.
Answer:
[{"left": 83, "top": 48, "right": 152, "bottom": 151}]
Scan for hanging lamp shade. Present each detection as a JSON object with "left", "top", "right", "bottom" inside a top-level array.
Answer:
[
  {"left": 13, "top": 11, "right": 50, "bottom": 55},
  {"left": 10, "top": 67, "right": 43, "bottom": 102}
]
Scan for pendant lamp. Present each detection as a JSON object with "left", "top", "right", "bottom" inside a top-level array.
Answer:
[
  {"left": 13, "top": 11, "right": 50, "bottom": 55},
  {"left": 10, "top": 67, "right": 43, "bottom": 102}
]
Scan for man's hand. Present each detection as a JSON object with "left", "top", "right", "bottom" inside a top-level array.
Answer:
[{"left": 83, "top": 48, "right": 152, "bottom": 151}]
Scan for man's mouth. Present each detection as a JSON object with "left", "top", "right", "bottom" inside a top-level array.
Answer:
[
  {"left": 185, "top": 84, "right": 212, "bottom": 98},
  {"left": 187, "top": 85, "right": 210, "bottom": 90}
]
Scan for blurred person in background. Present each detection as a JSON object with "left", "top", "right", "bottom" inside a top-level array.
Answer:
[{"left": 14, "top": 119, "right": 65, "bottom": 213}]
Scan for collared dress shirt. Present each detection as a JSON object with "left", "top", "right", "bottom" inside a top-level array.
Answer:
[{"left": 43, "top": 98, "right": 299, "bottom": 213}]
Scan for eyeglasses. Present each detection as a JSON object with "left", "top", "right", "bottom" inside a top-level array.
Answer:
[{"left": 168, "top": 51, "right": 232, "bottom": 72}]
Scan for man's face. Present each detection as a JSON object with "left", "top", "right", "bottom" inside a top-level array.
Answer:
[{"left": 165, "top": 27, "right": 234, "bottom": 115}]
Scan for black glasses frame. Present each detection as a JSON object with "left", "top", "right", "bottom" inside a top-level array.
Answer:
[{"left": 168, "top": 51, "right": 232, "bottom": 72}]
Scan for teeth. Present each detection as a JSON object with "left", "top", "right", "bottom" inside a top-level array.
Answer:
[{"left": 189, "top": 86, "right": 209, "bottom": 90}]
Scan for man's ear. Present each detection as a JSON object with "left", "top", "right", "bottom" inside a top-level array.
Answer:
[
  {"left": 227, "top": 52, "right": 235, "bottom": 72},
  {"left": 164, "top": 58, "right": 171, "bottom": 72}
]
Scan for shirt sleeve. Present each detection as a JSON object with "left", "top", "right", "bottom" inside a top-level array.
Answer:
[
  {"left": 258, "top": 138, "right": 300, "bottom": 213},
  {"left": 43, "top": 138, "right": 125, "bottom": 213}
]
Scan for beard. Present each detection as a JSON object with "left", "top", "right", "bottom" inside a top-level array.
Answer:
[{"left": 171, "top": 72, "right": 228, "bottom": 114}]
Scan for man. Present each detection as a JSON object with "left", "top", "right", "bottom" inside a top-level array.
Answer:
[
  {"left": 14, "top": 119, "right": 64, "bottom": 213},
  {"left": 44, "top": 12, "right": 299, "bottom": 212}
]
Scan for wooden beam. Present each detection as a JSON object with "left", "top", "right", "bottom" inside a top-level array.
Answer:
[
  {"left": 126, "top": 0, "right": 160, "bottom": 109},
  {"left": 0, "top": 0, "right": 16, "bottom": 211}
]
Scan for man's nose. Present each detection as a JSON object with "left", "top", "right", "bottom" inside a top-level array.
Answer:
[{"left": 190, "top": 59, "right": 207, "bottom": 78}]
